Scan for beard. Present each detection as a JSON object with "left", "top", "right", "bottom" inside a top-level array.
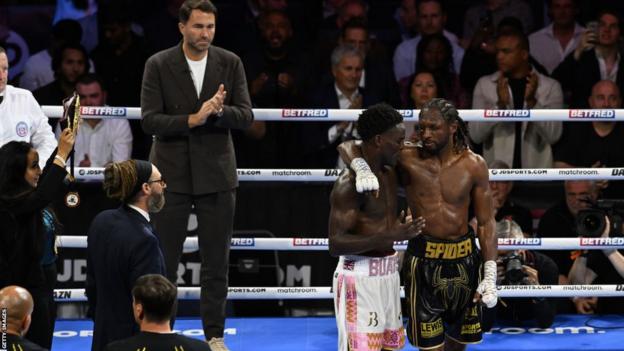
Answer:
[
  {"left": 263, "top": 38, "right": 290, "bottom": 58},
  {"left": 147, "top": 191, "right": 165, "bottom": 213}
]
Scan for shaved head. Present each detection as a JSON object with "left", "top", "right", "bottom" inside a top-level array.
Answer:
[
  {"left": 589, "top": 80, "right": 621, "bottom": 108},
  {"left": 0, "top": 286, "right": 34, "bottom": 334}
]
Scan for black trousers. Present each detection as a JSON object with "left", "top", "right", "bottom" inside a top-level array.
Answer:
[
  {"left": 154, "top": 189, "right": 236, "bottom": 339},
  {"left": 25, "top": 263, "right": 56, "bottom": 349}
]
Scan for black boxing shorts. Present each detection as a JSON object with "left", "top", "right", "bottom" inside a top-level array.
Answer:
[{"left": 403, "top": 229, "right": 483, "bottom": 349}]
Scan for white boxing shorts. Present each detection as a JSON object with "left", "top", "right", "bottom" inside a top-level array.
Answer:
[{"left": 333, "top": 252, "right": 405, "bottom": 351}]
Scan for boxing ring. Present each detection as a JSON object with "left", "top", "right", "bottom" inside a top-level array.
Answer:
[{"left": 42, "top": 106, "right": 624, "bottom": 350}]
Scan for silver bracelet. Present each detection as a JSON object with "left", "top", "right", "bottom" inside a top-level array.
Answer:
[{"left": 55, "top": 155, "right": 66, "bottom": 167}]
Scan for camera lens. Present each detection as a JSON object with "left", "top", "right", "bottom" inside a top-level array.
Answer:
[
  {"left": 505, "top": 257, "right": 524, "bottom": 284},
  {"left": 583, "top": 215, "right": 601, "bottom": 232},
  {"left": 577, "top": 210, "right": 607, "bottom": 237}
]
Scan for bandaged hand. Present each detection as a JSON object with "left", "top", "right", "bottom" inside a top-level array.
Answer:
[
  {"left": 475, "top": 260, "right": 498, "bottom": 308},
  {"left": 350, "top": 157, "right": 379, "bottom": 193}
]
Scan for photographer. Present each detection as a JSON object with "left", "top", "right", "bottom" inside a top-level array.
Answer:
[
  {"left": 482, "top": 220, "right": 558, "bottom": 330},
  {"left": 569, "top": 215, "right": 624, "bottom": 314},
  {"left": 538, "top": 181, "right": 598, "bottom": 287},
  {"left": 602, "top": 219, "right": 624, "bottom": 279}
]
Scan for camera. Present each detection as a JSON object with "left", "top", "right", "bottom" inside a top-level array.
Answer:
[
  {"left": 576, "top": 199, "right": 624, "bottom": 237},
  {"left": 502, "top": 253, "right": 526, "bottom": 285}
]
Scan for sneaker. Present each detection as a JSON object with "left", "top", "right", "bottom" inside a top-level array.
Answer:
[{"left": 207, "top": 337, "right": 230, "bottom": 351}]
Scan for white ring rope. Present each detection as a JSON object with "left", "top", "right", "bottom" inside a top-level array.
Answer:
[
  {"left": 71, "top": 167, "right": 624, "bottom": 182},
  {"left": 41, "top": 106, "right": 624, "bottom": 122},
  {"left": 45, "top": 108, "right": 624, "bottom": 303},
  {"left": 56, "top": 237, "right": 622, "bottom": 300},
  {"left": 57, "top": 236, "right": 624, "bottom": 251},
  {"left": 53, "top": 285, "right": 624, "bottom": 302}
]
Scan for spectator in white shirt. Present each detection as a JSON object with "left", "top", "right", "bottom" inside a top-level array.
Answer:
[
  {"left": 55, "top": 73, "right": 131, "bottom": 167},
  {"left": 20, "top": 19, "right": 95, "bottom": 92},
  {"left": 393, "top": 0, "right": 464, "bottom": 82},
  {"left": 0, "top": 46, "right": 56, "bottom": 169},
  {"left": 529, "top": 0, "right": 584, "bottom": 74}
]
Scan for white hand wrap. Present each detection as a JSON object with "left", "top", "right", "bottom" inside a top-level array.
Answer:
[
  {"left": 476, "top": 260, "right": 498, "bottom": 308},
  {"left": 350, "top": 157, "right": 379, "bottom": 193}
]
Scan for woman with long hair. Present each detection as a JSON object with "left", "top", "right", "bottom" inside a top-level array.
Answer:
[
  {"left": 409, "top": 70, "right": 438, "bottom": 109},
  {"left": 400, "top": 33, "right": 468, "bottom": 109},
  {"left": 0, "top": 128, "right": 75, "bottom": 349},
  {"left": 404, "top": 70, "right": 439, "bottom": 141}
]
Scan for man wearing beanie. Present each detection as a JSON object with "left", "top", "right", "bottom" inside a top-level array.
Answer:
[{"left": 86, "top": 159, "right": 167, "bottom": 351}]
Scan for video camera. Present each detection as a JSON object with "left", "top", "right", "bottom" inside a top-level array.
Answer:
[
  {"left": 576, "top": 199, "right": 624, "bottom": 237},
  {"left": 502, "top": 253, "right": 526, "bottom": 285}
]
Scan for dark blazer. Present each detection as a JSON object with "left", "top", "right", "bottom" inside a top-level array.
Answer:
[
  {"left": 86, "top": 206, "right": 165, "bottom": 351},
  {"left": 553, "top": 49, "right": 624, "bottom": 108},
  {"left": 141, "top": 43, "right": 253, "bottom": 195},
  {"left": 32, "top": 80, "right": 67, "bottom": 106},
  {"left": 0, "top": 150, "right": 66, "bottom": 289},
  {"left": 300, "top": 83, "right": 384, "bottom": 168}
]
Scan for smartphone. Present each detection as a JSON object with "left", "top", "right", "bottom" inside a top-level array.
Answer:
[{"left": 586, "top": 21, "right": 599, "bottom": 44}]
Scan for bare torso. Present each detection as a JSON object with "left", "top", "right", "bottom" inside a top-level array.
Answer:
[
  {"left": 399, "top": 145, "right": 481, "bottom": 240},
  {"left": 335, "top": 167, "right": 400, "bottom": 255}
]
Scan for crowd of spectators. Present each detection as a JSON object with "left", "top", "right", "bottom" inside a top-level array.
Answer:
[
  {"left": 5, "top": 0, "right": 621, "bottom": 170},
  {"left": 2, "top": 0, "right": 624, "bottom": 336}
]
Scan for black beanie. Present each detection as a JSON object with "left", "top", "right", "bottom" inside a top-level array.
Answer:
[{"left": 127, "top": 160, "right": 153, "bottom": 201}]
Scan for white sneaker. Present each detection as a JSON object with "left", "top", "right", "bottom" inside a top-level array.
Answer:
[{"left": 207, "top": 337, "right": 230, "bottom": 351}]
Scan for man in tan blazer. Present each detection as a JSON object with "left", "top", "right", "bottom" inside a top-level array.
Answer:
[{"left": 140, "top": 1, "right": 253, "bottom": 349}]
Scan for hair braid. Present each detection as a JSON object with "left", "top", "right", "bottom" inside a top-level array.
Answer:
[
  {"left": 421, "top": 98, "right": 470, "bottom": 153},
  {"left": 103, "top": 160, "right": 138, "bottom": 201}
]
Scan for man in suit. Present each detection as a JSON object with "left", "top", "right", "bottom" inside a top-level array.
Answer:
[
  {"left": 303, "top": 44, "right": 386, "bottom": 168},
  {"left": 0, "top": 286, "right": 47, "bottom": 351},
  {"left": 140, "top": 1, "right": 253, "bottom": 350},
  {"left": 86, "top": 159, "right": 167, "bottom": 351}
]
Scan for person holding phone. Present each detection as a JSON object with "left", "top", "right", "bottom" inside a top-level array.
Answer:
[{"left": 553, "top": 9, "right": 624, "bottom": 107}]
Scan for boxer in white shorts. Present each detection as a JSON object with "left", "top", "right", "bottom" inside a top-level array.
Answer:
[
  {"left": 328, "top": 104, "right": 425, "bottom": 351},
  {"left": 333, "top": 253, "right": 404, "bottom": 350}
]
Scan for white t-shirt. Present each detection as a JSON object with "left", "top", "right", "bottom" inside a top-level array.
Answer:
[{"left": 186, "top": 54, "right": 207, "bottom": 97}]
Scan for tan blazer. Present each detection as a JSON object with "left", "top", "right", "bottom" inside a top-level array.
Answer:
[{"left": 470, "top": 70, "right": 563, "bottom": 168}]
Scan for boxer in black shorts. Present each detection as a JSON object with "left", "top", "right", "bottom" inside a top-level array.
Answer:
[
  {"left": 340, "top": 98, "right": 498, "bottom": 351},
  {"left": 404, "top": 231, "right": 483, "bottom": 348}
]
